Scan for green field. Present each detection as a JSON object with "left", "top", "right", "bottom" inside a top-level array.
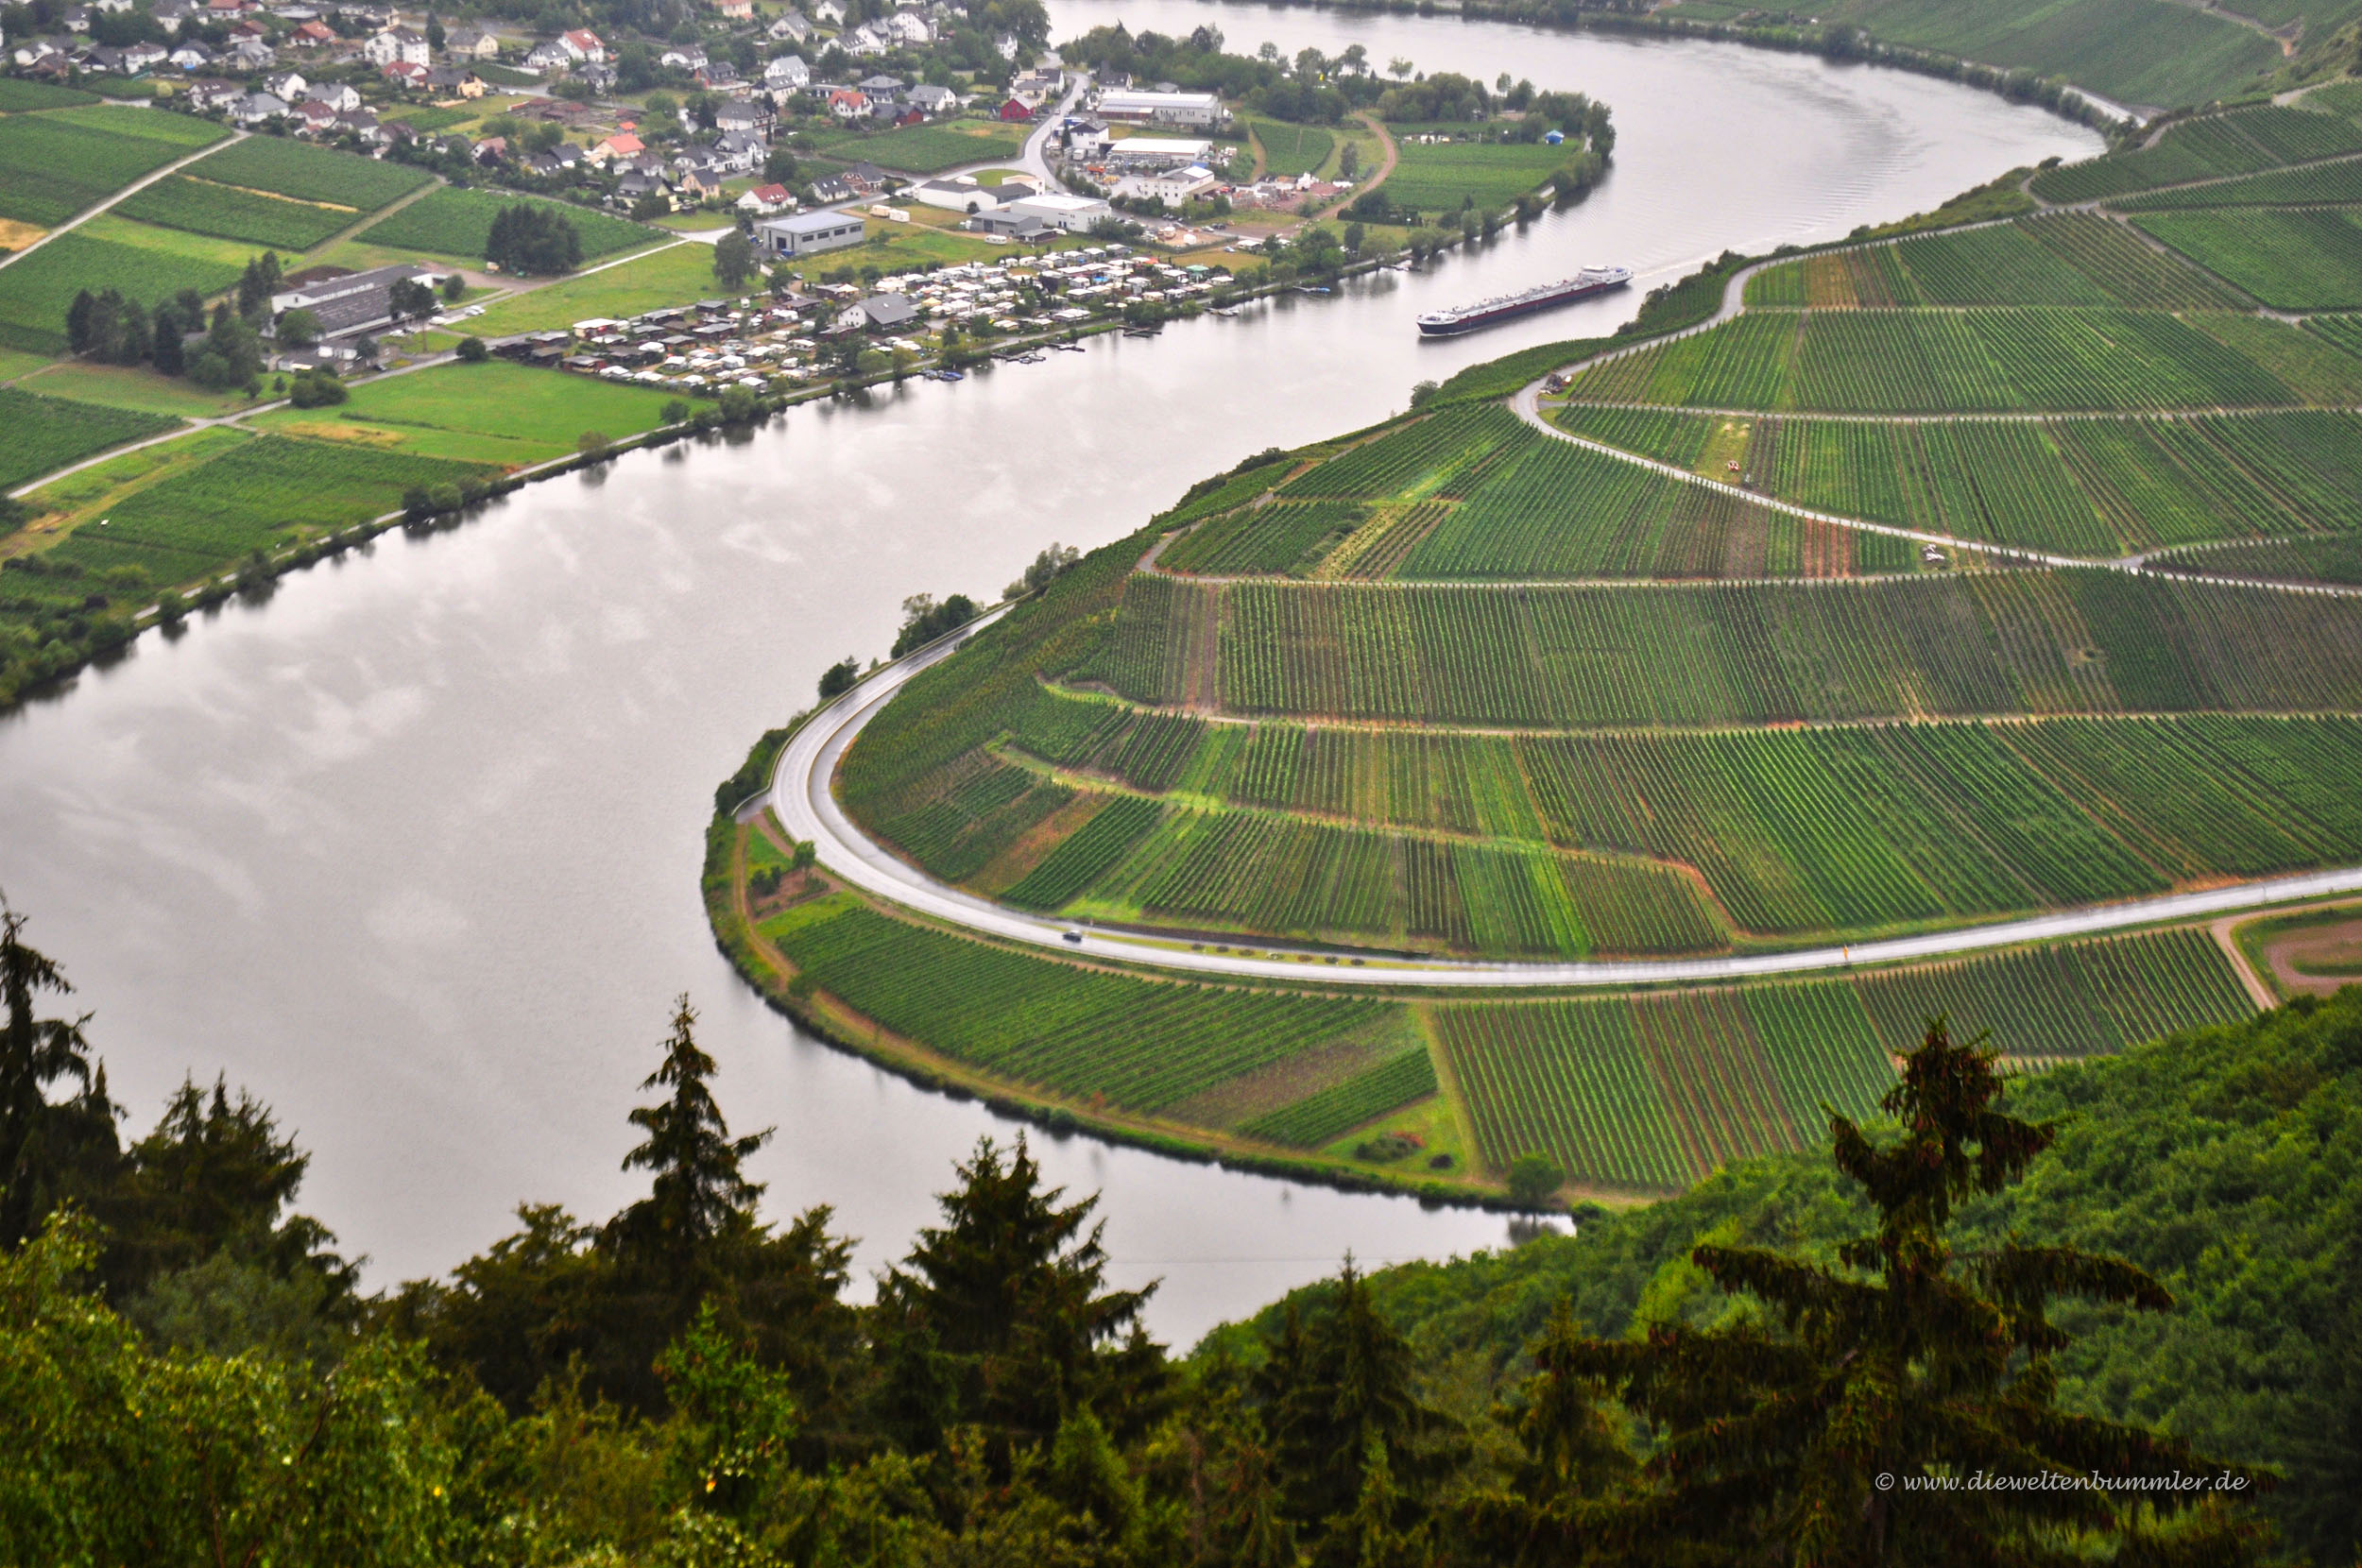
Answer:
[
  {"left": 0, "top": 387, "right": 177, "bottom": 491},
  {"left": 0, "top": 105, "right": 227, "bottom": 230},
  {"left": 1556, "top": 404, "right": 2362, "bottom": 554},
  {"left": 254, "top": 360, "right": 683, "bottom": 466},
  {"left": 463, "top": 242, "right": 710, "bottom": 335},
  {"left": 1824, "top": 0, "right": 2281, "bottom": 110},
  {"left": 0, "top": 80, "right": 98, "bottom": 111},
  {"left": 1250, "top": 117, "right": 1335, "bottom": 179},
  {"left": 118, "top": 175, "right": 358, "bottom": 250},
  {"left": 1437, "top": 926, "right": 2250, "bottom": 1187},
  {"left": 0, "top": 223, "right": 251, "bottom": 354},
  {"left": 1561, "top": 305, "right": 2347, "bottom": 413},
  {"left": 813, "top": 119, "right": 1027, "bottom": 176},
  {"left": 37, "top": 433, "right": 488, "bottom": 585},
  {"left": 1378, "top": 137, "right": 1566, "bottom": 213},
  {"left": 356, "top": 187, "right": 661, "bottom": 264},
  {"left": 178, "top": 136, "right": 434, "bottom": 211},
  {"left": 2135, "top": 207, "right": 2362, "bottom": 311}
]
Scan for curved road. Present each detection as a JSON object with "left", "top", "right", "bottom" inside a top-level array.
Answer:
[{"left": 761, "top": 622, "right": 2362, "bottom": 990}]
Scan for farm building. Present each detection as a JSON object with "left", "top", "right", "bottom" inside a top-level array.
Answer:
[{"left": 757, "top": 211, "right": 866, "bottom": 257}]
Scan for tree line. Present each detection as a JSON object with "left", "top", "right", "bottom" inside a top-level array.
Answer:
[{"left": 0, "top": 900, "right": 2300, "bottom": 1563}]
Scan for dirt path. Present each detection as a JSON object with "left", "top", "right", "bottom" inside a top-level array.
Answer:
[
  {"left": 1315, "top": 112, "right": 1395, "bottom": 221},
  {"left": 2209, "top": 912, "right": 2280, "bottom": 1009}
]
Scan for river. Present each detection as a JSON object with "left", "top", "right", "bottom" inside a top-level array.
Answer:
[{"left": 0, "top": 4, "right": 2097, "bottom": 1345}]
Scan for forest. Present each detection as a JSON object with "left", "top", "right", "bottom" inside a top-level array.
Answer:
[{"left": 4, "top": 900, "right": 2356, "bottom": 1564}]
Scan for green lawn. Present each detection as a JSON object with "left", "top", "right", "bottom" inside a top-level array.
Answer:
[
  {"left": 812, "top": 119, "right": 1028, "bottom": 176},
  {"left": 463, "top": 242, "right": 711, "bottom": 334},
  {"left": 18, "top": 361, "right": 263, "bottom": 418},
  {"left": 252, "top": 360, "right": 683, "bottom": 466},
  {"left": 1379, "top": 138, "right": 1568, "bottom": 214},
  {"left": 356, "top": 187, "right": 663, "bottom": 264}
]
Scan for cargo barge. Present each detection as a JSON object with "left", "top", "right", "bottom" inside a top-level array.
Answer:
[{"left": 1415, "top": 264, "right": 1633, "bottom": 335}]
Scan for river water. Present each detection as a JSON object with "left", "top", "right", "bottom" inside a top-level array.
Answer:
[{"left": 0, "top": 4, "right": 2097, "bottom": 1344}]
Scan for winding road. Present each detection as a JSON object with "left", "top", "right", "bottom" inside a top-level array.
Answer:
[{"left": 758, "top": 617, "right": 2362, "bottom": 990}]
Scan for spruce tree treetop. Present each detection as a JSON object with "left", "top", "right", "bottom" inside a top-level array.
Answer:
[
  {"left": 605, "top": 995, "right": 771, "bottom": 1272},
  {"left": 0, "top": 905, "right": 95, "bottom": 1251}
]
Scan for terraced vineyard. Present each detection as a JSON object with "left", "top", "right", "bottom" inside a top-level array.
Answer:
[{"left": 714, "top": 94, "right": 2362, "bottom": 1203}]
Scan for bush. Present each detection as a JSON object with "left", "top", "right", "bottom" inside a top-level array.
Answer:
[
  {"left": 285, "top": 369, "right": 347, "bottom": 407},
  {"left": 454, "top": 335, "right": 488, "bottom": 362},
  {"left": 889, "top": 592, "right": 979, "bottom": 658},
  {"left": 817, "top": 656, "right": 860, "bottom": 700}
]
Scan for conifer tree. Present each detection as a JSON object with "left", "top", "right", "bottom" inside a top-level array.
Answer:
[
  {"left": 605, "top": 995, "right": 770, "bottom": 1274},
  {"left": 1542, "top": 1017, "right": 2269, "bottom": 1566},
  {"left": 0, "top": 906, "right": 94, "bottom": 1250}
]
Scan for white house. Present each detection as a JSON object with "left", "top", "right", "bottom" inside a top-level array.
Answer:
[
  {"left": 300, "top": 79, "right": 358, "bottom": 111},
  {"left": 882, "top": 11, "right": 930, "bottom": 44},
  {"left": 1005, "top": 192, "right": 1110, "bottom": 232},
  {"left": 521, "top": 39, "right": 569, "bottom": 72},
  {"left": 1116, "top": 164, "right": 1218, "bottom": 204},
  {"left": 559, "top": 27, "right": 604, "bottom": 61},
  {"left": 907, "top": 82, "right": 957, "bottom": 114},
  {"left": 262, "top": 67, "right": 304, "bottom": 97},
  {"left": 361, "top": 26, "right": 426, "bottom": 65},
  {"left": 762, "top": 53, "right": 809, "bottom": 90},
  {"left": 766, "top": 9, "right": 811, "bottom": 41},
  {"left": 659, "top": 43, "right": 706, "bottom": 69},
  {"left": 811, "top": 0, "right": 845, "bottom": 24},
  {"left": 231, "top": 90, "right": 287, "bottom": 124},
  {"left": 444, "top": 26, "right": 498, "bottom": 59}
]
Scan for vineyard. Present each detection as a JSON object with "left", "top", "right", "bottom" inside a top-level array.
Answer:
[
  {"left": 1250, "top": 118, "right": 1335, "bottom": 179},
  {"left": 119, "top": 176, "right": 356, "bottom": 250},
  {"left": 1189, "top": 572, "right": 2362, "bottom": 727},
  {"left": 2133, "top": 208, "right": 2362, "bottom": 311},
  {"left": 1433, "top": 926, "right": 2250, "bottom": 1187},
  {"left": 1552, "top": 406, "right": 2362, "bottom": 555},
  {"left": 787, "top": 94, "right": 2362, "bottom": 1201},
  {"left": 357, "top": 187, "right": 662, "bottom": 263},
  {"left": 1563, "top": 307, "right": 2313, "bottom": 414},
  {"left": 0, "top": 104, "right": 226, "bottom": 230},
  {"left": 0, "top": 225, "right": 251, "bottom": 355},
  {"left": 177, "top": 136, "right": 432, "bottom": 211},
  {"left": 980, "top": 687, "right": 2362, "bottom": 943},
  {"left": 0, "top": 388, "right": 176, "bottom": 493}
]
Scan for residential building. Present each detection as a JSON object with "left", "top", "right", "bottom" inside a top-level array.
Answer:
[
  {"left": 1093, "top": 88, "right": 1225, "bottom": 127},
  {"left": 301, "top": 79, "right": 359, "bottom": 111},
  {"left": 381, "top": 59, "right": 426, "bottom": 89},
  {"left": 1115, "top": 164, "right": 1217, "bottom": 204},
  {"left": 444, "top": 26, "right": 498, "bottom": 58},
  {"left": 997, "top": 97, "right": 1032, "bottom": 122},
  {"left": 289, "top": 20, "right": 334, "bottom": 44},
  {"left": 807, "top": 172, "right": 852, "bottom": 203},
  {"left": 757, "top": 209, "right": 864, "bottom": 256},
  {"left": 840, "top": 160, "right": 886, "bottom": 195},
  {"left": 766, "top": 9, "right": 811, "bottom": 41},
  {"left": 119, "top": 39, "right": 168, "bottom": 71},
  {"left": 827, "top": 88, "right": 866, "bottom": 119},
  {"left": 763, "top": 53, "right": 810, "bottom": 90},
  {"left": 263, "top": 68, "right": 306, "bottom": 96},
  {"left": 559, "top": 27, "right": 603, "bottom": 61},
  {"left": 659, "top": 43, "right": 707, "bottom": 70},
  {"left": 812, "top": 0, "right": 845, "bottom": 23},
  {"left": 738, "top": 181, "right": 795, "bottom": 214},
  {"left": 168, "top": 43, "right": 215, "bottom": 69},
  {"left": 907, "top": 82, "right": 958, "bottom": 114},
  {"left": 362, "top": 26, "right": 426, "bottom": 65},
  {"left": 231, "top": 90, "right": 288, "bottom": 123},
  {"left": 713, "top": 0, "right": 753, "bottom": 17},
  {"left": 424, "top": 66, "right": 483, "bottom": 96},
  {"left": 846, "top": 292, "right": 917, "bottom": 330},
  {"left": 882, "top": 11, "right": 929, "bottom": 44},
  {"left": 520, "top": 39, "right": 569, "bottom": 72},
  {"left": 713, "top": 128, "right": 764, "bottom": 171},
  {"left": 1006, "top": 191, "right": 1110, "bottom": 231}
]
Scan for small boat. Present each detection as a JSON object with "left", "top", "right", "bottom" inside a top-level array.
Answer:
[
  {"left": 1053, "top": 341, "right": 1086, "bottom": 352},
  {"left": 1297, "top": 285, "right": 1332, "bottom": 296},
  {"left": 1121, "top": 326, "right": 1162, "bottom": 338},
  {"left": 928, "top": 367, "right": 965, "bottom": 382}
]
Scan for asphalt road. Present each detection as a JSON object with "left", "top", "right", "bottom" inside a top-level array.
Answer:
[{"left": 759, "top": 615, "right": 2362, "bottom": 989}]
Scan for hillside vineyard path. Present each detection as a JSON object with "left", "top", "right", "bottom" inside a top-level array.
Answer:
[{"left": 761, "top": 612, "right": 2362, "bottom": 989}]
